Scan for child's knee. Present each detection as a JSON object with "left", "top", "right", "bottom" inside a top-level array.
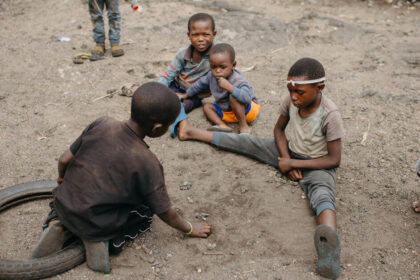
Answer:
[{"left": 203, "top": 103, "right": 215, "bottom": 112}]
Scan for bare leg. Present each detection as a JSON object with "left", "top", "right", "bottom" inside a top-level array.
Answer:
[
  {"left": 203, "top": 103, "right": 231, "bottom": 130},
  {"left": 229, "top": 95, "right": 250, "bottom": 134},
  {"left": 178, "top": 119, "right": 214, "bottom": 143},
  {"left": 317, "top": 209, "right": 336, "bottom": 230}
]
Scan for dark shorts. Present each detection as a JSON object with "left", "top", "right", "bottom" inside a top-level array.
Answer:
[{"left": 43, "top": 201, "right": 153, "bottom": 249}]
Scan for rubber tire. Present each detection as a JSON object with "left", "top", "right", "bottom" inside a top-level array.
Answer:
[{"left": 0, "top": 180, "right": 85, "bottom": 280}]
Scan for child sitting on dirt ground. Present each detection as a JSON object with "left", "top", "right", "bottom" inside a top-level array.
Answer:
[
  {"left": 177, "top": 43, "right": 260, "bottom": 134},
  {"left": 176, "top": 58, "right": 343, "bottom": 279},
  {"left": 158, "top": 13, "right": 218, "bottom": 113},
  {"left": 32, "top": 82, "right": 211, "bottom": 274}
]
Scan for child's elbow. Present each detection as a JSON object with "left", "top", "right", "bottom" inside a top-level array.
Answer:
[{"left": 331, "top": 157, "right": 341, "bottom": 168}]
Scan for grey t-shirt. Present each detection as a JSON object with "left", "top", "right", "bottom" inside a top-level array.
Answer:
[{"left": 279, "top": 94, "right": 344, "bottom": 158}]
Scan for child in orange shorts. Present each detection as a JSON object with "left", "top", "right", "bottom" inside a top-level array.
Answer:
[{"left": 177, "top": 43, "right": 260, "bottom": 134}]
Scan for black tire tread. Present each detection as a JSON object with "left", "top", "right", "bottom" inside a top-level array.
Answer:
[{"left": 0, "top": 181, "right": 85, "bottom": 280}]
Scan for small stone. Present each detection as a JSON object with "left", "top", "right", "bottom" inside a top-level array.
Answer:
[
  {"left": 179, "top": 181, "right": 192, "bottom": 190},
  {"left": 165, "top": 253, "right": 173, "bottom": 261},
  {"left": 107, "top": 88, "right": 117, "bottom": 95},
  {"left": 144, "top": 73, "right": 159, "bottom": 79},
  {"left": 153, "top": 248, "right": 160, "bottom": 255},
  {"left": 207, "top": 243, "right": 216, "bottom": 250},
  {"left": 187, "top": 196, "right": 194, "bottom": 204},
  {"left": 195, "top": 212, "right": 210, "bottom": 220},
  {"left": 240, "top": 186, "right": 248, "bottom": 193},
  {"left": 197, "top": 268, "right": 202, "bottom": 273},
  {"left": 148, "top": 257, "right": 155, "bottom": 264},
  {"left": 127, "top": 69, "right": 135, "bottom": 74}
]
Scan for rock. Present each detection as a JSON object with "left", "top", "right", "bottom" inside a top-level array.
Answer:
[
  {"left": 195, "top": 212, "right": 210, "bottom": 220},
  {"left": 107, "top": 88, "right": 118, "bottom": 95},
  {"left": 144, "top": 73, "right": 159, "bottom": 79},
  {"left": 240, "top": 186, "right": 248, "bottom": 193},
  {"left": 207, "top": 243, "right": 216, "bottom": 250},
  {"left": 360, "top": 90, "right": 378, "bottom": 98},
  {"left": 165, "top": 253, "right": 173, "bottom": 261},
  {"left": 127, "top": 68, "right": 135, "bottom": 74},
  {"left": 179, "top": 181, "right": 192, "bottom": 190}
]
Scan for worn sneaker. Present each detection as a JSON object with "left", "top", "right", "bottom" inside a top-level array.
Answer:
[
  {"left": 111, "top": 45, "right": 124, "bottom": 57},
  {"left": 32, "top": 222, "right": 74, "bottom": 258},
  {"left": 91, "top": 45, "right": 105, "bottom": 56},
  {"left": 82, "top": 240, "right": 111, "bottom": 273}
]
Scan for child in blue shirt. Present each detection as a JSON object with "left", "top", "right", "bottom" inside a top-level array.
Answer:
[{"left": 177, "top": 43, "right": 260, "bottom": 134}]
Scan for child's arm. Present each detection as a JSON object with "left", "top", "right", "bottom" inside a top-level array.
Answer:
[
  {"left": 57, "top": 149, "right": 74, "bottom": 184},
  {"left": 274, "top": 114, "right": 303, "bottom": 181},
  {"left": 158, "top": 50, "right": 186, "bottom": 87},
  {"left": 218, "top": 78, "right": 253, "bottom": 105},
  {"left": 186, "top": 74, "right": 210, "bottom": 98},
  {"left": 158, "top": 208, "right": 211, "bottom": 238},
  {"left": 277, "top": 139, "right": 342, "bottom": 174}
]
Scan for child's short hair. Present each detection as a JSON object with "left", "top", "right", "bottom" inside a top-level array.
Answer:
[
  {"left": 188, "top": 13, "right": 215, "bottom": 32},
  {"left": 131, "top": 82, "right": 180, "bottom": 126},
  {"left": 209, "top": 43, "right": 235, "bottom": 62},
  {"left": 288, "top": 58, "right": 325, "bottom": 80}
]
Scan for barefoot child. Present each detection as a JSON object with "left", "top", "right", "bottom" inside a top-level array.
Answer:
[
  {"left": 178, "top": 58, "right": 343, "bottom": 279},
  {"left": 32, "top": 82, "right": 211, "bottom": 274},
  {"left": 158, "top": 13, "right": 218, "bottom": 113},
  {"left": 177, "top": 43, "right": 260, "bottom": 134}
]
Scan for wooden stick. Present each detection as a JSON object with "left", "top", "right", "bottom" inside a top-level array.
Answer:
[{"left": 202, "top": 251, "right": 225, "bottom": 255}]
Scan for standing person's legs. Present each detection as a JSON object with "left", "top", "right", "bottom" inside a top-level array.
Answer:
[
  {"left": 106, "top": 0, "right": 124, "bottom": 57},
  {"left": 89, "top": 0, "right": 106, "bottom": 55}
]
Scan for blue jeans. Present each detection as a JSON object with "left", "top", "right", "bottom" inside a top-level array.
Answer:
[{"left": 89, "top": 0, "right": 121, "bottom": 46}]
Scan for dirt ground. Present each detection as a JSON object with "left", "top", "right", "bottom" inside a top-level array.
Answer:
[{"left": 0, "top": 0, "right": 419, "bottom": 279}]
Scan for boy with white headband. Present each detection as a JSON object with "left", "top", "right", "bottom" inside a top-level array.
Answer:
[{"left": 176, "top": 58, "right": 343, "bottom": 279}]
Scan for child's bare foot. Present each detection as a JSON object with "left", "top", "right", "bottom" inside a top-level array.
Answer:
[
  {"left": 178, "top": 120, "right": 192, "bottom": 141},
  {"left": 177, "top": 119, "right": 214, "bottom": 143},
  {"left": 412, "top": 201, "right": 420, "bottom": 212}
]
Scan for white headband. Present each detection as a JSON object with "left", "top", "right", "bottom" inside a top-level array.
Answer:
[{"left": 286, "top": 77, "right": 326, "bottom": 86}]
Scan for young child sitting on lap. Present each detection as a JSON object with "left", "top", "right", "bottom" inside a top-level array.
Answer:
[
  {"left": 32, "top": 82, "right": 211, "bottom": 274},
  {"left": 177, "top": 58, "right": 343, "bottom": 279},
  {"left": 177, "top": 43, "right": 260, "bottom": 134},
  {"left": 158, "top": 13, "right": 218, "bottom": 113}
]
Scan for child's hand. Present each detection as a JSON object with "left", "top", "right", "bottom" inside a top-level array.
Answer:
[
  {"left": 216, "top": 77, "right": 234, "bottom": 93},
  {"left": 277, "top": 157, "right": 294, "bottom": 175},
  {"left": 287, "top": 169, "right": 303, "bottom": 181},
  {"left": 176, "top": 92, "right": 188, "bottom": 100},
  {"left": 189, "top": 222, "right": 211, "bottom": 238}
]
